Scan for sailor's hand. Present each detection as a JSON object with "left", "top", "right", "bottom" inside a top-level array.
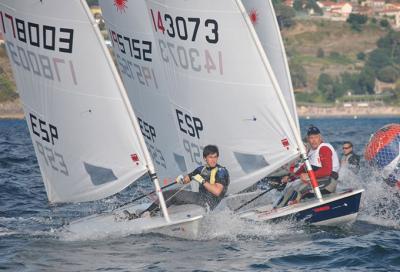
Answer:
[
  {"left": 175, "top": 175, "right": 184, "bottom": 184},
  {"left": 281, "top": 176, "right": 290, "bottom": 184},
  {"left": 300, "top": 173, "right": 309, "bottom": 183},
  {"left": 192, "top": 174, "right": 205, "bottom": 185}
]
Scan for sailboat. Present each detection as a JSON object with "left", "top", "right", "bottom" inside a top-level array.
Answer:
[
  {"left": 224, "top": 1, "right": 364, "bottom": 225},
  {"left": 0, "top": 0, "right": 204, "bottom": 239},
  {"left": 2, "top": 0, "right": 364, "bottom": 240},
  {"left": 100, "top": 0, "right": 364, "bottom": 227}
]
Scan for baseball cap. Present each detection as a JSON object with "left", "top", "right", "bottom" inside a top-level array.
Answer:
[{"left": 307, "top": 125, "right": 320, "bottom": 136}]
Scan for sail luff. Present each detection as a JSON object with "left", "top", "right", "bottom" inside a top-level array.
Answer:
[{"left": 79, "top": 0, "right": 171, "bottom": 220}]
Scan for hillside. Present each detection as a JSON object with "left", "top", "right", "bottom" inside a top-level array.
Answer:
[
  {"left": 0, "top": 44, "right": 18, "bottom": 102},
  {"left": 0, "top": 17, "right": 397, "bottom": 117},
  {"left": 282, "top": 18, "right": 388, "bottom": 93}
]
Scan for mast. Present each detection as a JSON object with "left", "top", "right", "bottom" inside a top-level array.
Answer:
[
  {"left": 80, "top": 0, "right": 172, "bottom": 220},
  {"left": 235, "top": 0, "right": 323, "bottom": 201}
]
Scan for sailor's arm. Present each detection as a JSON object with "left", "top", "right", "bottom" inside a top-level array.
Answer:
[
  {"left": 203, "top": 182, "right": 224, "bottom": 197},
  {"left": 195, "top": 168, "right": 229, "bottom": 197},
  {"left": 281, "top": 163, "right": 306, "bottom": 184},
  {"left": 281, "top": 167, "right": 303, "bottom": 183},
  {"left": 191, "top": 174, "right": 224, "bottom": 196},
  {"left": 181, "top": 167, "right": 202, "bottom": 184}
]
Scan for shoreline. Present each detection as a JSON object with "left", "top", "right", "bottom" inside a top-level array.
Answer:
[
  {"left": 297, "top": 105, "right": 400, "bottom": 118},
  {"left": 0, "top": 101, "right": 23, "bottom": 120},
  {"left": 0, "top": 102, "right": 399, "bottom": 120},
  {"left": 298, "top": 114, "right": 400, "bottom": 118},
  {"left": 0, "top": 114, "right": 24, "bottom": 120}
]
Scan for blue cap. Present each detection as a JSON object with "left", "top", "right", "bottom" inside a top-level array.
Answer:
[{"left": 307, "top": 125, "right": 320, "bottom": 136}]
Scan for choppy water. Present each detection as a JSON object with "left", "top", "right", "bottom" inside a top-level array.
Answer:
[{"left": 1, "top": 117, "right": 400, "bottom": 271}]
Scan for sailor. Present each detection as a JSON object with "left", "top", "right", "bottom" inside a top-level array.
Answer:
[
  {"left": 275, "top": 125, "right": 340, "bottom": 208},
  {"left": 138, "top": 145, "right": 230, "bottom": 217},
  {"left": 340, "top": 141, "right": 360, "bottom": 174}
]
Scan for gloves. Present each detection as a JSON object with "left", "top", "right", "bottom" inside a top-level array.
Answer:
[
  {"left": 192, "top": 174, "right": 205, "bottom": 185},
  {"left": 175, "top": 174, "right": 184, "bottom": 184}
]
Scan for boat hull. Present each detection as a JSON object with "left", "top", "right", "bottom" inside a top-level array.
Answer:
[
  {"left": 294, "top": 190, "right": 362, "bottom": 225},
  {"left": 62, "top": 189, "right": 364, "bottom": 240},
  {"left": 62, "top": 203, "right": 205, "bottom": 240},
  {"left": 239, "top": 189, "right": 364, "bottom": 226}
]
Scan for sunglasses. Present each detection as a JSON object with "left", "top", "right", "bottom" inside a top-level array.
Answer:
[{"left": 343, "top": 146, "right": 352, "bottom": 150}]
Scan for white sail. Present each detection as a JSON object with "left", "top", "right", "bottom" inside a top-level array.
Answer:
[
  {"left": 99, "top": 0, "right": 187, "bottom": 185},
  {"left": 142, "top": 0, "right": 301, "bottom": 194},
  {"left": 242, "top": 0, "right": 300, "bottom": 130},
  {"left": 0, "top": 0, "right": 149, "bottom": 203}
]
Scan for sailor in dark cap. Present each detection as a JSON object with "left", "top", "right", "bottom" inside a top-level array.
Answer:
[{"left": 275, "top": 125, "right": 340, "bottom": 207}]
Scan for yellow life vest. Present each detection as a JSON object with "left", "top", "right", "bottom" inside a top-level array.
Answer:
[
  {"left": 201, "top": 166, "right": 219, "bottom": 185},
  {"left": 209, "top": 167, "right": 218, "bottom": 185}
]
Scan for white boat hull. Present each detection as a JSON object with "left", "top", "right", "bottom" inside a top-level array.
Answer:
[{"left": 63, "top": 204, "right": 205, "bottom": 240}]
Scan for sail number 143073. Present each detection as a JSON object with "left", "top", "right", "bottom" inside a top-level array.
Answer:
[{"left": 150, "top": 10, "right": 219, "bottom": 44}]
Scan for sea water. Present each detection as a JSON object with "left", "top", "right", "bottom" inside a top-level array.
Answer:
[{"left": 0, "top": 117, "right": 400, "bottom": 271}]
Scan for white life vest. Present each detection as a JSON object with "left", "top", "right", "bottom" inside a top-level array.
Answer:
[{"left": 308, "top": 143, "right": 340, "bottom": 173}]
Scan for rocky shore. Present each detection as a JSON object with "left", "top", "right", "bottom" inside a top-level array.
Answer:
[
  {"left": 297, "top": 105, "right": 400, "bottom": 118},
  {"left": 0, "top": 100, "right": 23, "bottom": 119}
]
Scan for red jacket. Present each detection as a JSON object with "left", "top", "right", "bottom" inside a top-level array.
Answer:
[{"left": 294, "top": 146, "right": 333, "bottom": 179}]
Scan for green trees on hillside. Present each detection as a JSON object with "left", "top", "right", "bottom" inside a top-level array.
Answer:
[
  {"left": 347, "top": 14, "right": 368, "bottom": 32},
  {"left": 317, "top": 73, "right": 350, "bottom": 102},
  {"left": 275, "top": 4, "right": 296, "bottom": 28},
  {"left": 368, "top": 31, "right": 400, "bottom": 83},
  {"left": 293, "top": 0, "right": 323, "bottom": 15},
  {"left": 0, "top": 74, "right": 17, "bottom": 102},
  {"left": 377, "top": 66, "right": 399, "bottom": 83},
  {"left": 367, "top": 48, "right": 392, "bottom": 71},
  {"left": 317, "top": 48, "right": 325, "bottom": 58},
  {"left": 290, "top": 62, "right": 308, "bottom": 88},
  {"left": 316, "top": 67, "right": 376, "bottom": 102},
  {"left": 313, "top": 30, "right": 400, "bottom": 102},
  {"left": 357, "top": 52, "right": 366, "bottom": 60},
  {"left": 357, "top": 67, "right": 375, "bottom": 94},
  {"left": 0, "top": 45, "right": 17, "bottom": 102},
  {"left": 380, "top": 19, "right": 390, "bottom": 28}
]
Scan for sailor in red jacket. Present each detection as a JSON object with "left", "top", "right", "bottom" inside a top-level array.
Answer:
[{"left": 275, "top": 126, "right": 340, "bottom": 208}]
